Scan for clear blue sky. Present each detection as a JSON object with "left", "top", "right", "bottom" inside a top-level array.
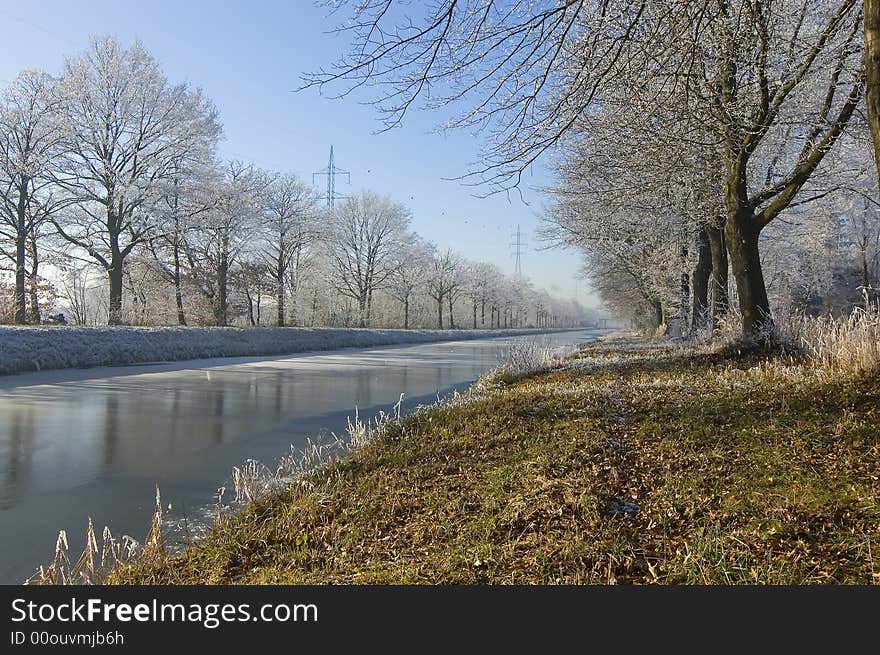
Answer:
[{"left": 0, "top": 0, "right": 598, "bottom": 307}]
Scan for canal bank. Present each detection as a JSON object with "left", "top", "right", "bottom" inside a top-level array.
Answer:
[
  {"left": 108, "top": 336, "right": 880, "bottom": 585},
  {"left": 1, "top": 329, "right": 601, "bottom": 583}
]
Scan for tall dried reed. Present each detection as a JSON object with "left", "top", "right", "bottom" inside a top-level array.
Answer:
[{"left": 784, "top": 304, "right": 880, "bottom": 376}]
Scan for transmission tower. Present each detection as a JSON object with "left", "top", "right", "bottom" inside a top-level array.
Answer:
[
  {"left": 313, "top": 145, "right": 350, "bottom": 209},
  {"left": 511, "top": 224, "right": 525, "bottom": 277}
]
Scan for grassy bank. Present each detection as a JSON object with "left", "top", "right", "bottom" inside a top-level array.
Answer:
[{"left": 106, "top": 336, "right": 879, "bottom": 585}]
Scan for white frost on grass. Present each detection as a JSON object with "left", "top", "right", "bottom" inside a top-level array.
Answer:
[{"left": 0, "top": 326, "right": 548, "bottom": 376}]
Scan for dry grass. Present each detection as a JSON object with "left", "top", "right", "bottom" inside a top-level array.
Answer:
[
  {"left": 787, "top": 306, "right": 880, "bottom": 377},
  {"left": 28, "top": 490, "right": 162, "bottom": 585}
]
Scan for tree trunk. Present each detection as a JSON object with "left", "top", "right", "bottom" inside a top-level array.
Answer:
[
  {"left": 448, "top": 296, "right": 455, "bottom": 329},
  {"left": 173, "top": 244, "right": 186, "bottom": 326},
  {"left": 866, "top": 0, "right": 880, "bottom": 184},
  {"left": 651, "top": 300, "right": 663, "bottom": 332},
  {"left": 245, "top": 288, "right": 256, "bottom": 326},
  {"left": 403, "top": 297, "right": 409, "bottom": 329},
  {"left": 289, "top": 254, "right": 299, "bottom": 326},
  {"left": 680, "top": 245, "right": 690, "bottom": 330},
  {"left": 691, "top": 225, "right": 712, "bottom": 331},
  {"left": 473, "top": 301, "right": 477, "bottom": 329},
  {"left": 277, "top": 277, "right": 285, "bottom": 327},
  {"left": 707, "top": 223, "right": 729, "bottom": 323},
  {"left": 14, "top": 183, "right": 27, "bottom": 324},
  {"left": 481, "top": 299, "right": 485, "bottom": 327},
  {"left": 358, "top": 292, "right": 367, "bottom": 328},
  {"left": 216, "top": 255, "right": 229, "bottom": 326},
  {"left": 28, "top": 234, "right": 40, "bottom": 324},
  {"left": 108, "top": 259, "right": 124, "bottom": 326},
  {"left": 437, "top": 297, "right": 443, "bottom": 329},
  {"left": 726, "top": 214, "right": 771, "bottom": 338}
]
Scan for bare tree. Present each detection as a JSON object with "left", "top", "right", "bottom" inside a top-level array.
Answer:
[
  {"left": 50, "top": 36, "right": 221, "bottom": 324},
  {"left": 147, "top": 161, "right": 220, "bottom": 326},
  {"left": 57, "top": 263, "right": 94, "bottom": 326},
  {"left": 0, "top": 71, "right": 66, "bottom": 324},
  {"left": 303, "top": 1, "right": 646, "bottom": 192},
  {"left": 426, "top": 248, "right": 461, "bottom": 329},
  {"left": 186, "top": 161, "right": 268, "bottom": 326},
  {"left": 388, "top": 236, "right": 431, "bottom": 329},
  {"left": 327, "top": 191, "right": 411, "bottom": 327},
  {"left": 232, "top": 260, "right": 270, "bottom": 326},
  {"left": 260, "top": 173, "right": 320, "bottom": 326},
  {"left": 464, "top": 261, "right": 503, "bottom": 329}
]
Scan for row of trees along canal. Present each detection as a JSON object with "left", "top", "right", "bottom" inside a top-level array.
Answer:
[
  {"left": 0, "top": 37, "right": 589, "bottom": 329},
  {"left": 304, "top": 0, "right": 880, "bottom": 339}
]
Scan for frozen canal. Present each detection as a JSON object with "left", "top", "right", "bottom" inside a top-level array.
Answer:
[{"left": 0, "top": 329, "right": 603, "bottom": 583}]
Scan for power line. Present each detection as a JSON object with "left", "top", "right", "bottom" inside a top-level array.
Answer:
[{"left": 313, "top": 145, "right": 350, "bottom": 209}]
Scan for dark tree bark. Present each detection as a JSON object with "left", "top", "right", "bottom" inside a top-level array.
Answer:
[
  {"left": 679, "top": 244, "right": 690, "bottom": 329},
  {"left": 403, "top": 297, "right": 409, "bottom": 329},
  {"left": 27, "top": 232, "right": 40, "bottom": 323},
  {"left": 14, "top": 182, "right": 27, "bottom": 324},
  {"left": 436, "top": 296, "right": 443, "bottom": 328},
  {"left": 866, "top": 0, "right": 880, "bottom": 183},
  {"left": 108, "top": 260, "right": 124, "bottom": 326},
  {"left": 691, "top": 225, "right": 712, "bottom": 331},
  {"left": 172, "top": 243, "right": 187, "bottom": 326},
  {"left": 215, "top": 254, "right": 229, "bottom": 326},
  {"left": 277, "top": 274, "right": 285, "bottom": 327},
  {"left": 652, "top": 300, "right": 663, "bottom": 332},
  {"left": 725, "top": 213, "right": 770, "bottom": 336},
  {"left": 245, "top": 288, "right": 256, "bottom": 326},
  {"left": 707, "top": 222, "right": 729, "bottom": 323}
]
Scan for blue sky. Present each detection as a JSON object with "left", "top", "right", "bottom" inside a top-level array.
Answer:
[{"left": 0, "top": 0, "right": 598, "bottom": 307}]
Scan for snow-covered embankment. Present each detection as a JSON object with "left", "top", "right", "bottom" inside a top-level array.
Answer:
[{"left": 0, "top": 326, "right": 552, "bottom": 376}]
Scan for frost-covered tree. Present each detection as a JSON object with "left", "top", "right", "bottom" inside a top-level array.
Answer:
[
  {"left": 866, "top": 0, "right": 880, "bottom": 181},
  {"left": 327, "top": 191, "right": 411, "bottom": 327},
  {"left": 50, "top": 36, "right": 221, "bottom": 324},
  {"left": 260, "top": 173, "right": 321, "bottom": 326},
  {"left": 464, "top": 261, "right": 503, "bottom": 329},
  {"left": 0, "top": 71, "right": 66, "bottom": 324},
  {"left": 426, "top": 248, "right": 461, "bottom": 329},
  {"left": 309, "top": 0, "right": 867, "bottom": 339},
  {"left": 387, "top": 236, "right": 431, "bottom": 329},
  {"left": 147, "top": 162, "right": 220, "bottom": 325},
  {"left": 185, "top": 161, "right": 268, "bottom": 326}
]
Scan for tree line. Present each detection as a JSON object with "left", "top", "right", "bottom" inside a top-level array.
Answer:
[
  {"left": 305, "top": 0, "right": 880, "bottom": 340},
  {"left": 0, "top": 36, "right": 588, "bottom": 330}
]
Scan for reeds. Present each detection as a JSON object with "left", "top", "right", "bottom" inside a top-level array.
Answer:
[
  {"left": 786, "top": 305, "right": 880, "bottom": 377},
  {"left": 28, "top": 499, "right": 151, "bottom": 585}
]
